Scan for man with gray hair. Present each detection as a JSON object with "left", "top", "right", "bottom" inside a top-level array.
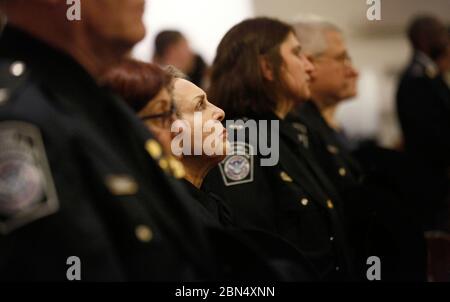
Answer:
[
  {"left": 288, "top": 17, "right": 427, "bottom": 281},
  {"left": 292, "top": 17, "right": 358, "bottom": 130}
]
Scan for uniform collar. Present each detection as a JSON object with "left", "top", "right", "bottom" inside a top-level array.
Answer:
[{"left": 0, "top": 25, "right": 98, "bottom": 90}]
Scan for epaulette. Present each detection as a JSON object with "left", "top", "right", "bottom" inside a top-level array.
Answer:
[{"left": 408, "top": 62, "right": 425, "bottom": 78}]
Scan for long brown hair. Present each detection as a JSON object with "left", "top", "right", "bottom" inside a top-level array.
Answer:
[{"left": 208, "top": 17, "right": 295, "bottom": 118}]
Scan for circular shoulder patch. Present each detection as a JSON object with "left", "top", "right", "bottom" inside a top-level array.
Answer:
[
  {"left": 0, "top": 155, "right": 44, "bottom": 216},
  {"left": 219, "top": 142, "right": 254, "bottom": 186},
  {"left": 223, "top": 155, "right": 250, "bottom": 181}
]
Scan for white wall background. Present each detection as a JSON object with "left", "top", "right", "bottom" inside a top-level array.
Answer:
[{"left": 132, "top": 0, "right": 254, "bottom": 64}]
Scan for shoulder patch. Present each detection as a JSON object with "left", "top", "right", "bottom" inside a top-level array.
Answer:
[
  {"left": 291, "top": 122, "right": 308, "bottom": 134},
  {"left": 219, "top": 142, "right": 254, "bottom": 186},
  {"left": 0, "top": 121, "right": 59, "bottom": 234},
  {"left": 291, "top": 122, "right": 309, "bottom": 148}
]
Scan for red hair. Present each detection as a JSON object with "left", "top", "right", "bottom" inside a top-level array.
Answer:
[{"left": 101, "top": 59, "right": 171, "bottom": 112}]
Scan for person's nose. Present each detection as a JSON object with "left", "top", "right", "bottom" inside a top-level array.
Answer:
[
  {"left": 212, "top": 104, "right": 225, "bottom": 122},
  {"left": 347, "top": 63, "right": 359, "bottom": 78},
  {"left": 303, "top": 54, "right": 315, "bottom": 74}
]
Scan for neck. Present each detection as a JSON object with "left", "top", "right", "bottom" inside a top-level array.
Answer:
[
  {"left": 182, "top": 156, "right": 218, "bottom": 189},
  {"left": 321, "top": 104, "right": 340, "bottom": 130},
  {"left": 65, "top": 35, "right": 124, "bottom": 79},
  {"left": 274, "top": 97, "right": 294, "bottom": 119},
  {"left": 312, "top": 95, "right": 340, "bottom": 130}
]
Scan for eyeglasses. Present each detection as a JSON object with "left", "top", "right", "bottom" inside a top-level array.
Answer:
[
  {"left": 313, "top": 53, "right": 352, "bottom": 66},
  {"left": 140, "top": 103, "right": 176, "bottom": 122}
]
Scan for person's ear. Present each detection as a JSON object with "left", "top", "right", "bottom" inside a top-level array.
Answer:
[{"left": 259, "top": 56, "right": 274, "bottom": 81}]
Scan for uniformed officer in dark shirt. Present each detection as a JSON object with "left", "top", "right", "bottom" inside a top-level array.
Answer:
[
  {"left": 0, "top": 0, "right": 219, "bottom": 281},
  {"left": 288, "top": 18, "right": 428, "bottom": 281},
  {"left": 100, "top": 59, "right": 317, "bottom": 281},
  {"left": 396, "top": 15, "right": 450, "bottom": 233},
  {"left": 202, "top": 17, "right": 354, "bottom": 281}
]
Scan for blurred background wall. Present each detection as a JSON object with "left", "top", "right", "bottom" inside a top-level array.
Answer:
[{"left": 133, "top": 0, "right": 450, "bottom": 149}]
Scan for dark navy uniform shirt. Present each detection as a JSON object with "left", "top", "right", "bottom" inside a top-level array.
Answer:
[
  {"left": 202, "top": 112, "right": 353, "bottom": 281},
  {"left": 0, "top": 26, "right": 218, "bottom": 281}
]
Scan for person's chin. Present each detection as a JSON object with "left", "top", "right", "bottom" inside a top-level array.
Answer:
[
  {"left": 340, "top": 91, "right": 357, "bottom": 101},
  {"left": 347, "top": 86, "right": 358, "bottom": 98},
  {"left": 121, "top": 23, "right": 146, "bottom": 46},
  {"left": 299, "top": 88, "right": 311, "bottom": 101},
  {"left": 132, "top": 24, "right": 147, "bottom": 43}
]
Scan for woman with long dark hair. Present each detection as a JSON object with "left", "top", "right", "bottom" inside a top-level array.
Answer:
[{"left": 203, "top": 17, "right": 354, "bottom": 281}]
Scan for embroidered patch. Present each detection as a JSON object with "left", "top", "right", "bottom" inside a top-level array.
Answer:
[
  {"left": 297, "top": 133, "right": 309, "bottom": 149},
  {"left": 219, "top": 142, "right": 254, "bottom": 186},
  {"left": 292, "top": 122, "right": 309, "bottom": 148},
  {"left": 0, "top": 121, "right": 59, "bottom": 234},
  {"left": 291, "top": 122, "right": 308, "bottom": 134}
]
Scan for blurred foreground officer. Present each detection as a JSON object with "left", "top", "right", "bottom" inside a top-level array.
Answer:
[
  {"left": 291, "top": 19, "right": 426, "bottom": 281},
  {"left": 396, "top": 15, "right": 450, "bottom": 233},
  {"left": 0, "top": 0, "right": 217, "bottom": 281}
]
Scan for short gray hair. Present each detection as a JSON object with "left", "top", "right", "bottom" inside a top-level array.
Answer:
[
  {"left": 163, "top": 65, "right": 187, "bottom": 80},
  {"left": 292, "top": 15, "right": 341, "bottom": 57},
  {"left": 163, "top": 65, "right": 187, "bottom": 118}
]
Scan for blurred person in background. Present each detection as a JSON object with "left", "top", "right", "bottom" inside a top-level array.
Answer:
[
  {"left": 396, "top": 15, "right": 450, "bottom": 235},
  {"left": 438, "top": 26, "right": 450, "bottom": 89},
  {"left": 435, "top": 27, "right": 450, "bottom": 87},
  {"left": 290, "top": 18, "right": 427, "bottom": 281},
  {"left": 152, "top": 30, "right": 209, "bottom": 88},
  {"left": 403, "top": 19, "right": 450, "bottom": 282},
  {"left": 0, "top": 10, "right": 5, "bottom": 32}
]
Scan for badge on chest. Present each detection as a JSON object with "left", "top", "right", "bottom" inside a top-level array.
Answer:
[{"left": 219, "top": 142, "right": 254, "bottom": 186}]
